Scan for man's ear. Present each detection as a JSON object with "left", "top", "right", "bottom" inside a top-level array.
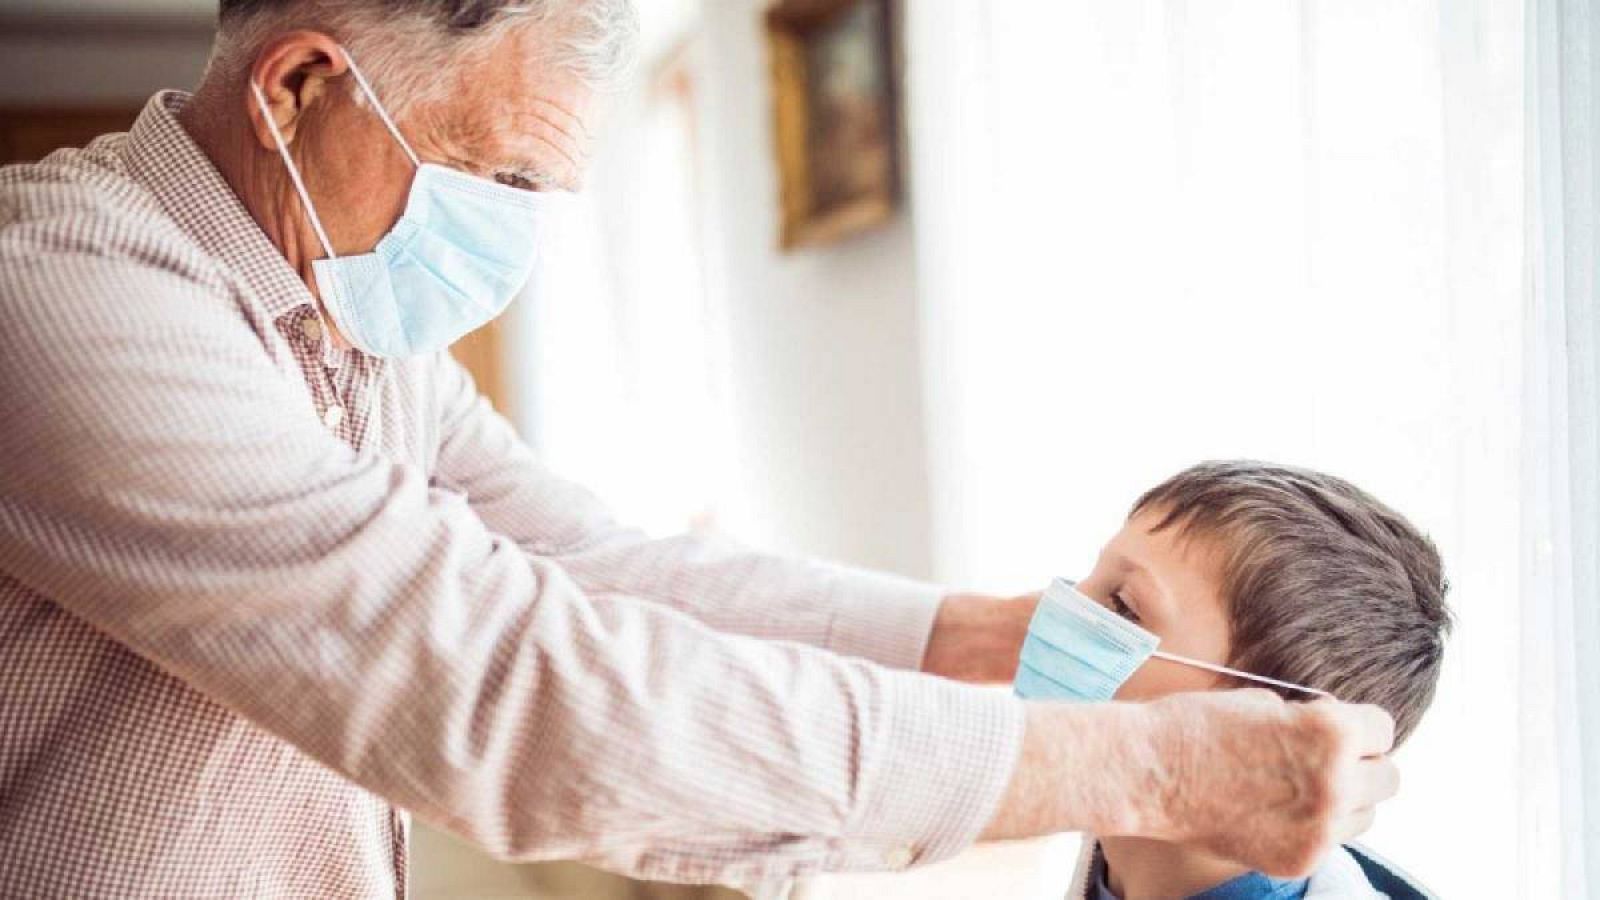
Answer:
[{"left": 247, "top": 31, "right": 349, "bottom": 149}]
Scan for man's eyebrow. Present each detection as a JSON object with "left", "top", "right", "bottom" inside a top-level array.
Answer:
[
  {"left": 491, "top": 157, "right": 546, "bottom": 178},
  {"left": 494, "top": 160, "right": 575, "bottom": 192}
]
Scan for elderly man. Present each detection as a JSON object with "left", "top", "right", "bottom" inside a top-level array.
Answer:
[{"left": 0, "top": 2, "right": 1398, "bottom": 897}]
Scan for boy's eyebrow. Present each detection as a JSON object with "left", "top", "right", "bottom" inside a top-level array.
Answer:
[{"left": 1123, "top": 561, "right": 1175, "bottom": 618}]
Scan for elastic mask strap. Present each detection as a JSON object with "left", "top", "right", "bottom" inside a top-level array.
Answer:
[
  {"left": 250, "top": 81, "right": 338, "bottom": 260},
  {"left": 338, "top": 46, "right": 422, "bottom": 168},
  {"left": 1150, "top": 650, "right": 1333, "bottom": 699}
]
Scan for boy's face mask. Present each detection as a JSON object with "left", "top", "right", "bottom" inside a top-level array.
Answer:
[{"left": 1014, "top": 578, "right": 1332, "bottom": 703}]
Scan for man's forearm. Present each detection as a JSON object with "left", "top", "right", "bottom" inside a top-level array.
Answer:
[{"left": 980, "top": 702, "right": 1156, "bottom": 841}]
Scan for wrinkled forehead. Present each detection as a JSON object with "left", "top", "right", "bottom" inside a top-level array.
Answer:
[{"left": 418, "top": 30, "right": 601, "bottom": 189}]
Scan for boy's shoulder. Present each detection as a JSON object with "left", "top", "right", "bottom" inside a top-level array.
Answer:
[
  {"left": 1066, "top": 839, "right": 1433, "bottom": 900},
  {"left": 1330, "top": 845, "right": 1437, "bottom": 900}
]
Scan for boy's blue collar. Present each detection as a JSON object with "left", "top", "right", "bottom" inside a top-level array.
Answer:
[{"left": 1090, "top": 843, "right": 1309, "bottom": 900}]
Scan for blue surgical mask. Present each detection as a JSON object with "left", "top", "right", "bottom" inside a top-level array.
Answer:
[
  {"left": 1014, "top": 577, "right": 1331, "bottom": 702},
  {"left": 250, "top": 46, "right": 559, "bottom": 358}
]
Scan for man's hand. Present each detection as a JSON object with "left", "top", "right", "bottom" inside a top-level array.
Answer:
[
  {"left": 920, "top": 592, "right": 1039, "bottom": 683},
  {"left": 1132, "top": 690, "right": 1398, "bottom": 875},
  {"left": 981, "top": 690, "right": 1399, "bottom": 877}
]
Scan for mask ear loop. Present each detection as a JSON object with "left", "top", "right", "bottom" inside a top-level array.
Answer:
[
  {"left": 250, "top": 81, "right": 338, "bottom": 261},
  {"left": 337, "top": 45, "right": 422, "bottom": 169},
  {"left": 1150, "top": 649, "right": 1333, "bottom": 699}
]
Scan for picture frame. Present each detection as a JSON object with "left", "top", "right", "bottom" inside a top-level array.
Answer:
[{"left": 765, "top": 0, "right": 899, "bottom": 251}]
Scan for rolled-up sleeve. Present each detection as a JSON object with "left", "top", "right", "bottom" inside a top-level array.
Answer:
[
  {"left": 0, "top": 258, "right": 1025, "bottom": 882},
  {"left": 430, "top": 354, "right": 945, "bottom": 671}
]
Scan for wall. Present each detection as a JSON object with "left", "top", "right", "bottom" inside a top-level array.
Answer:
[
  {"left": 694, "top": 0, "right": 935, "bottom": 579},
  {"left": 0, "top": 6, "right": 213, "bottom": 107}
]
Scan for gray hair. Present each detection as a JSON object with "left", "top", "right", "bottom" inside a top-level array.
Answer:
[{"left": 209, "top": 1, "right": 637, "bottom": 112}]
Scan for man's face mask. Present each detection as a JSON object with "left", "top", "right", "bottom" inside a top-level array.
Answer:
[
  {"left": 1014, "top": 577, "right": 1331, "bottom": 703},
  {"left": 250, "top": 46, "right": 562, "bottom": 358}
]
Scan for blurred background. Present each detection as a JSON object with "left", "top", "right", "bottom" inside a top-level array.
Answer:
[{"left": 4, "top": 0, "right": 1594, "bottom": 897}]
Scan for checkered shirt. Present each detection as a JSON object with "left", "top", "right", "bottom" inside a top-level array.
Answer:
[{"left": 0, "top": 92, "right": 1024, "bottom": 898}]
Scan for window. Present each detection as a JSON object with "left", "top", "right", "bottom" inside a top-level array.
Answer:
[{"left": 904, "top": 2, "right": 1523, "bottom": 894}]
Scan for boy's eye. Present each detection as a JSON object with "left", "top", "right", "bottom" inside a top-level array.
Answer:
[{"left": 1110, "top": 591, "right": 1141, "bottom": 624}]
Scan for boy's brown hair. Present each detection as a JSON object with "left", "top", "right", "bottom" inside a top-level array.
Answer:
[{"left": 1132, "top": 460, "right": 1451, "bottom": 744}]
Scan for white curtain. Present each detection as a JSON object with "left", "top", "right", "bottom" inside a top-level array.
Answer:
[
  {"left": 508, "top": 26, "right": 735, "bottom": 540},
  {"left": 904, "top": 1, "right": 1531, "bottom": 895},
  {"left": 483, "top": 1, "right": 1599, "bottom": 895},
  {"left": 1523, "top": 0, "right": 1600, "bottom": 894}
]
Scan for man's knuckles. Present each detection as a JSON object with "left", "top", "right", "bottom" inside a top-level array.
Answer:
[{"left": 1278, "top": 835, "right": 1328, "bottom": 879}]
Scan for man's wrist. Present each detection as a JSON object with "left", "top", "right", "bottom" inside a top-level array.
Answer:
[
  {"left": 980, "top": 701, "right": 1170, "bottom": 842},
  {"left": 921, "top": 592, "right": 1038, "bottom": 683}
]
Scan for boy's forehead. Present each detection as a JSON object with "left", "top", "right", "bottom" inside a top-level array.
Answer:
[
  {"left": 1114, "top": 508, "right": 1202, "bottom": 560},
  {"left": 1109, "top": 510, "right": 1229, "bottom": 599}
]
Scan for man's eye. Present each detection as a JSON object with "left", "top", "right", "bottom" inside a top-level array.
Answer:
[
  {"left": 1110, "top": 591, "right": 1141, "bottom": 623},
  {"left": 493, "top": 171, "right": 539, "bottom": 191}
]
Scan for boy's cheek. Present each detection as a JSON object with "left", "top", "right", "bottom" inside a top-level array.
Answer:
[
  {"left": 1113, "top": 666, "right": 1174, "bottom": 702},
  {"left": 1114, "top": 659, "right": 1227, "bottom": 702}
]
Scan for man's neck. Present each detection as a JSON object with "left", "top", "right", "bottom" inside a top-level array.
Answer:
[
  {"left": 1100, "top": 836, "right": 1252, "bottom": 899},
  {"left": 179, "top": 83, "right": 348, "bottom": 346}
]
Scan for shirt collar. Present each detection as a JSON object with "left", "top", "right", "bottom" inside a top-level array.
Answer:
[
  {"left": 122, "top": 90, "right": 318, "bottom": 322},
  {"left": 1091, "top": 842, "right": 1308, "bottom": 900}
]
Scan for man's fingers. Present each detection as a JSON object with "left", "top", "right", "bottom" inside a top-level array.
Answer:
[
  {"left": 1333, "top": 805, "right": 1377, "bottom": 844},
  {"left": 1352, "top": 756, "right": 1400, "bottom": 807},
  {"left": 1323, "top": 700, "right": 1396, "bottom": 757},
  {"left": 1138, "top": 692, "right": 1406, "bottom": 877}
]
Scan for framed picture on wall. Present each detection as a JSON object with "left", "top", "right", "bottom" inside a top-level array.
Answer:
[{"left": 765, "top": 0, "right": 899, "bottom": 251}]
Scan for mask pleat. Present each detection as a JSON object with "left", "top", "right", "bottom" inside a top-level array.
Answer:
[{"left": 1012, "top": 577, "right": 1160, "bottom": 703}]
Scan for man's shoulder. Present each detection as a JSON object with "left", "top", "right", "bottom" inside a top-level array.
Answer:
[
  {"left": 3, "top": 133, "right": 148, "bottom": 230},
  {"left": 0, "top": 139, "right": 235, "bottom": 323},
  {"left": 2, "top": 137, "right": 225, "bottom": 279}
]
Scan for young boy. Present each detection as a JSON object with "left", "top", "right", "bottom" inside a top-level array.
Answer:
[{"left": 1022, "top": 460, "right": 1450, "bottom": 899}]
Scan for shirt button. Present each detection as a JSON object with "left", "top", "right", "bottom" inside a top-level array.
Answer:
[
  {"left": 885, "top": 846, "right": 916, "bottom": 870},
  {"left": 300, "top": 316, "right": 323, "bottom": 342},
  {"left": 323, "top": 405, "right": 344, "bottom": 430}
]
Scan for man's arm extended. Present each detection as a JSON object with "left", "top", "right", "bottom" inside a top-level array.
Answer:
[
  {"left": 425, "top": 360, "right": 1401, "bottom": 874},
  {"left": 985, "top": 692, "right": 1400, "bottom": 877},
  {"left": 0, "top": 251, "right": 1397, "bottom": 880},
  {"left": 432, "top": 354, "right": 958, "bottom": 671},
  {"left": 0, "top": 258, "right": 1026, "bottom": 882}
]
